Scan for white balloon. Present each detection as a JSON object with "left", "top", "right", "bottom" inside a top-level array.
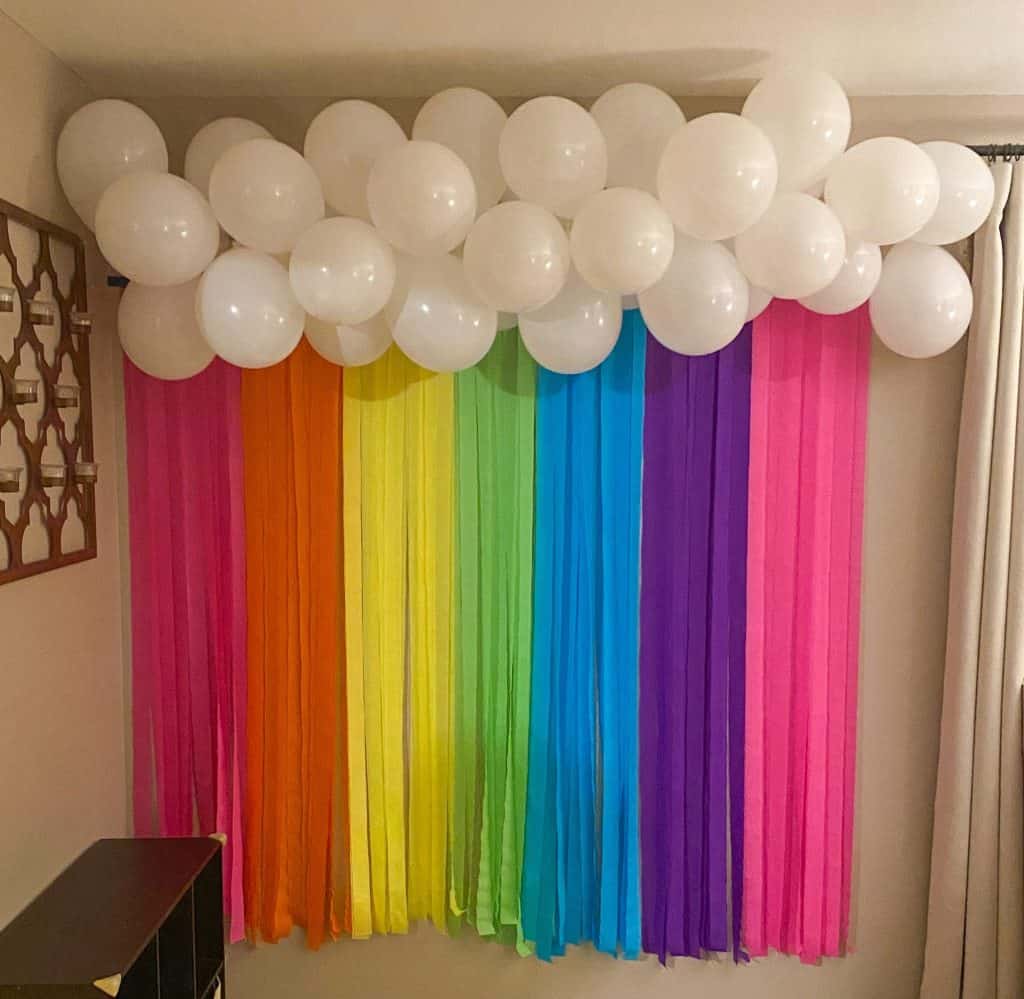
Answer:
[
  {"left": 518, "top": 269, "right": 622, "bottom": 374},
  {"left": 638, "top": 236, "right": 749, "bottom": 355},
  {"left": 118, "top": 279, "right": 213, "bottom": 380},
  {"left": 569, "top": 187, "right": 675, "bottom": 295},
  {"left": 304, "top": 100, "right": 407, "bottom": 220},
  {"left": 498, "top": 97, "right": 608, "bottom": 218},
  {"left": 742, "top": 68, "right": 851, "bottom": 192},
  {"left": 367, "top": 140, "right": 476, "bottom": 257},
  {"left": 413, "top": 88, "right": 508, "bottom": 211},
  {"left": 95, "top": 172, "right": 219, "bottom": 287},
  {"left": 305, "top": 313, "right": 392, "bottom": 367},
  {"left": 463, "top": 201, "right": 570, "bottom": 313},
  {"left": 747, "top": 285, "right": 773, "bottom": 321},
  {"left": 57, "top": 99, "right": 168, "bottom": 230},
  {"left": 734, "top": 193, "right": 846, "bottom": 299},
  {"left": 657, "top": 113, "right": 778, "bottom": 241},
  {"left": 197, "top": 248, "right": 305, "bottom": 368},
  {"left": 385, "top": 253, "right": 497, "bottom": 372},
  {"left": 799, "top": 239, "right": 882, "bottom": 314},
  {"left": 184, "top": 117, "right": 271, "bottom": 199},
  {"left": 914, "top": 142, "right": 995, "bottom": 245},
  {"left": 209, "top": 138, "right": 324, "bottom": 254},
  {"left": 824, "top": 137, "right": 940, "bottom": 244},
  {"left": 589, "top": 83, "right": 685, "bottom": 196},
  {"left": 289, "top": 217, "right": 395, "bottom": 324},
  {"left": 869, "top": 242, "right": 973, "bottom": 359}
]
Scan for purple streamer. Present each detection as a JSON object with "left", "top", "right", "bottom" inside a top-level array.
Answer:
[{"left": 639, "top": 326, "right": 751, "bottom": 962}]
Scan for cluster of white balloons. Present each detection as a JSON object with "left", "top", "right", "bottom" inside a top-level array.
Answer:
[{"left": 56, "top": 70, "right": 993, "bottom": 382}]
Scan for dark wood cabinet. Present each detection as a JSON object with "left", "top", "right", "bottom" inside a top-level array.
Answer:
[{"left": 0, "top": 838, "right": 226, "bottom": 999}]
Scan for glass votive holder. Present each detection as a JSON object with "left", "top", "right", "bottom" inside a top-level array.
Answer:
[
  {"left": 0, "top": 286, "right": 16, "bottom": 313},
  {"left": 39, "top": 463, "right": 67, "bottom": 487},
  {"left": 73, "top": 460, "right": 98, "bottom": 484},
  {"left": 53, "top": 383, "right": 79, "bottom": 408},
  {"left": 12, "top": 378, "right": 38, "bottom": 404},
  {"left": 70, "top": 310, "right": 93, "bottom": 334},
  {"left": 0, "top": 466, "right": 22, "bottom": 492},
  {"left": 28, "top": 299, "right": 55, "bottom": 326}
]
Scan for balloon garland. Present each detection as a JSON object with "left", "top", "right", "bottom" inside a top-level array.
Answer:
[{"left": 55, "top": 68, "right": 995, "bottom": 379}]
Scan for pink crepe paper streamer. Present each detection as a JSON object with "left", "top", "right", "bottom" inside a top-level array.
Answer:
[
  {"left": 125, "top": 358, "right": 247, "bottom": 941},
  {"left": 743, "top": 302, "right": 870, "bottom": 962}
]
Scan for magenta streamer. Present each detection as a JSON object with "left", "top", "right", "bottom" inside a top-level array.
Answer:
[
  {"left": 125, "top": 358, "right": 247, "bottom": 941},
  {"left": 639, "top": 325, "right": 751, "bottom": 962}
]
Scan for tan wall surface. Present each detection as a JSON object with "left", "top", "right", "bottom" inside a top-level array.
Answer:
[{"left": 0, "top": 11, "right": 129, "bottom": 929}]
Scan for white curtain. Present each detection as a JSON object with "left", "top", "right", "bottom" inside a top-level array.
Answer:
[{"left": 920, "top": 161, "right": 1024, "bottom": 999}]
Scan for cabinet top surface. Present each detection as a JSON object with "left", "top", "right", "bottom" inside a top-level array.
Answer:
[{"left": 0, "top": 837, "right": 220, "bottom": 986}]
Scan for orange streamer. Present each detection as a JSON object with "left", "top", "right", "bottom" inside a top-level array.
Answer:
[{"left": 242, "top": 339, "right": 343, "bottom": 948}]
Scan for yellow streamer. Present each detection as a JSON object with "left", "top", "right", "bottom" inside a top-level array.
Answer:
[
  {"left": 406, "top": 365, "right": 454, "bottom": 929},
  {"left": 341, "top": 347, "right": 455, "bottom": 938}
]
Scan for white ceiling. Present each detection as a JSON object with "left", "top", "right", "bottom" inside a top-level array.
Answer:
[{"left": 3, "top": 0, "right": 1024, "bottom": 99}]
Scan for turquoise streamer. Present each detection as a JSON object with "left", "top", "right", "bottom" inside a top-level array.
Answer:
[{"left": 521, "top": 312, "right": 646, "bottom": 960}]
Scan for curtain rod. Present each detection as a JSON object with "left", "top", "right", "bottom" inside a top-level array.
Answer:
[{"left": 969, "top": 144, "right": 1024, "bottom": 162}]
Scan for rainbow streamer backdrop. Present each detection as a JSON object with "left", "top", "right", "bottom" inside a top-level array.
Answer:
[{"left": 125, "top": 303, "right": 871, "bottom": 963}]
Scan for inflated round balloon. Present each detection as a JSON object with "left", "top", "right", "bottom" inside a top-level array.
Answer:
[
  {"left": 462, "top": 200, "right": 570, "bottom": 313},
  {"left": 209, "top": 138, "right": 324, "bottom": 254},
  {"left": 289, "top": 217, "right": 395, "bottom": 324},
  {"left": 824, "top": 137, "right": 940, "bottom": 244},
  {"left": 367, "top": 140, "right": 477, "bottom": 256},
  {"left": 589, "top": 83, "right": 685, "bottom": 195},
  {"left": 57, "top": 99, "right": 168, "bottom": 230},
  {"left": 657, "top": 113, "right": 778, "bottom": 240},
  {"left": 734, "top": 193, "right": 845, "bottom": 300},
  {"left": 305, "top": 313, "right": 392, "bottom": 367},
  {"left": 799, "top": 239, "right": 882, "bottom": 315},
  {"left": 741, "top": 68, "right": 851, "bottom": 192},
  {"left": 638, "top": 236, "right": 749, "bottom": 355},
  {"left": 569, "top": 187, "right": 675, "bottom": 295},
  {"left": 304, "top": 100, "right": 407, "bottom": 219},
  {"left": 914, "top": 142, "right": 995, "bottom": 245},
  {"left": 518, "top": 269, "right": 622, "bottom": 374},
  {"left": 385, "top": 253, "right": 497, "bottom": 371},
  {"left": 184, "top": 117, "right": 271, "bottom": 199},
  {"left": 747, "top": 285, "right": 773, "bottom": 321},
  {"left": 498, "top": 97, "right": 608, "bottom": 218},
  {"left": 413, "top": 88, "right": 508, "bottom": 211},
  {"left": 95, "top": 172, "right": 219, "bottom": 286},
  {"left": 869, "top": 242, "right": 973, "bottom": 359},
  {"left": 118, "top": 279, "right": 213, "bottom": 380},
  {"left": 197, "top": 248, "right": 305, "bottom": 368}
]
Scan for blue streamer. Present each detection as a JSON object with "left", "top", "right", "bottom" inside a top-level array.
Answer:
[{"left": 521, "top": 311, "right": 646, "bottom": 960}]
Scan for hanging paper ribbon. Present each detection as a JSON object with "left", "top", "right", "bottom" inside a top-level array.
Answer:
[
  {"left": 451, "top": 331, "right": 536, "bottom": 947},
  {"left": 743, "top": 301, "right": 870, "bottom": 962},
  {"left": 639, "top": 324, "right": 751, "bottom": 963},
  {"left": 241, "top": 340, "right": 341, "bottom": 948},
  {"left": 125, "top": 357, "right": 247, "bottom": 942},
  {"left": 521, "top": 312, "right": 645, "bottom": 960}
]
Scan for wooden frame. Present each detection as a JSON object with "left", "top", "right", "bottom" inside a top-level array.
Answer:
[{"left": 0, "top": 197, "right": 95, "bottom": 585}]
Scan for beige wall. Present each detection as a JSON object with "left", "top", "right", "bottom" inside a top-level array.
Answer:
[
  {"left": 0, "top": 12, "right": 128, "bottom": 928},
  {"left": 126, "top": 94, "right": 993, "bottom": 998}
]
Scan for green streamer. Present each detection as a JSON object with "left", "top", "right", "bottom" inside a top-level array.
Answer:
[{"left": 451, "top": 330, "right": 536, "bottom": 951}]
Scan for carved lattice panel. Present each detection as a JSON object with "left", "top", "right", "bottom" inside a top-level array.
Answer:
[{"left": 0, "top": 198, "right": 95, "bottom": 585}]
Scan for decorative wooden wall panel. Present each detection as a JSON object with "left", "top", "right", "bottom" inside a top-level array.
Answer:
[{"left": 0, "top": 198, "right": 95, "bottom": 585}]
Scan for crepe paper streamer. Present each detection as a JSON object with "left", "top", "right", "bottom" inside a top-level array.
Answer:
[
  {"left": 406, "top": 363, "right": 455, "bottom": 931},
  {"left": 521, "top": 314, "right": 645, "bottom": 960},
  {"left": 240, "top": 340, "right": 341, "bottom": 949},
  {"left": 638, "top": 325, "right": 752, "bottom": 964},
  {"left": 342, "top": 346, "right": 412, "bottom": 936},
  {"left": 451, "top": 331, "right": 536, "bottom": 948},
  {"left": 743, "top": 302, "right": 870, "bottom": 962},
  {"left": 125, "top": 357, "right": 248, "bottom": 942}
]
